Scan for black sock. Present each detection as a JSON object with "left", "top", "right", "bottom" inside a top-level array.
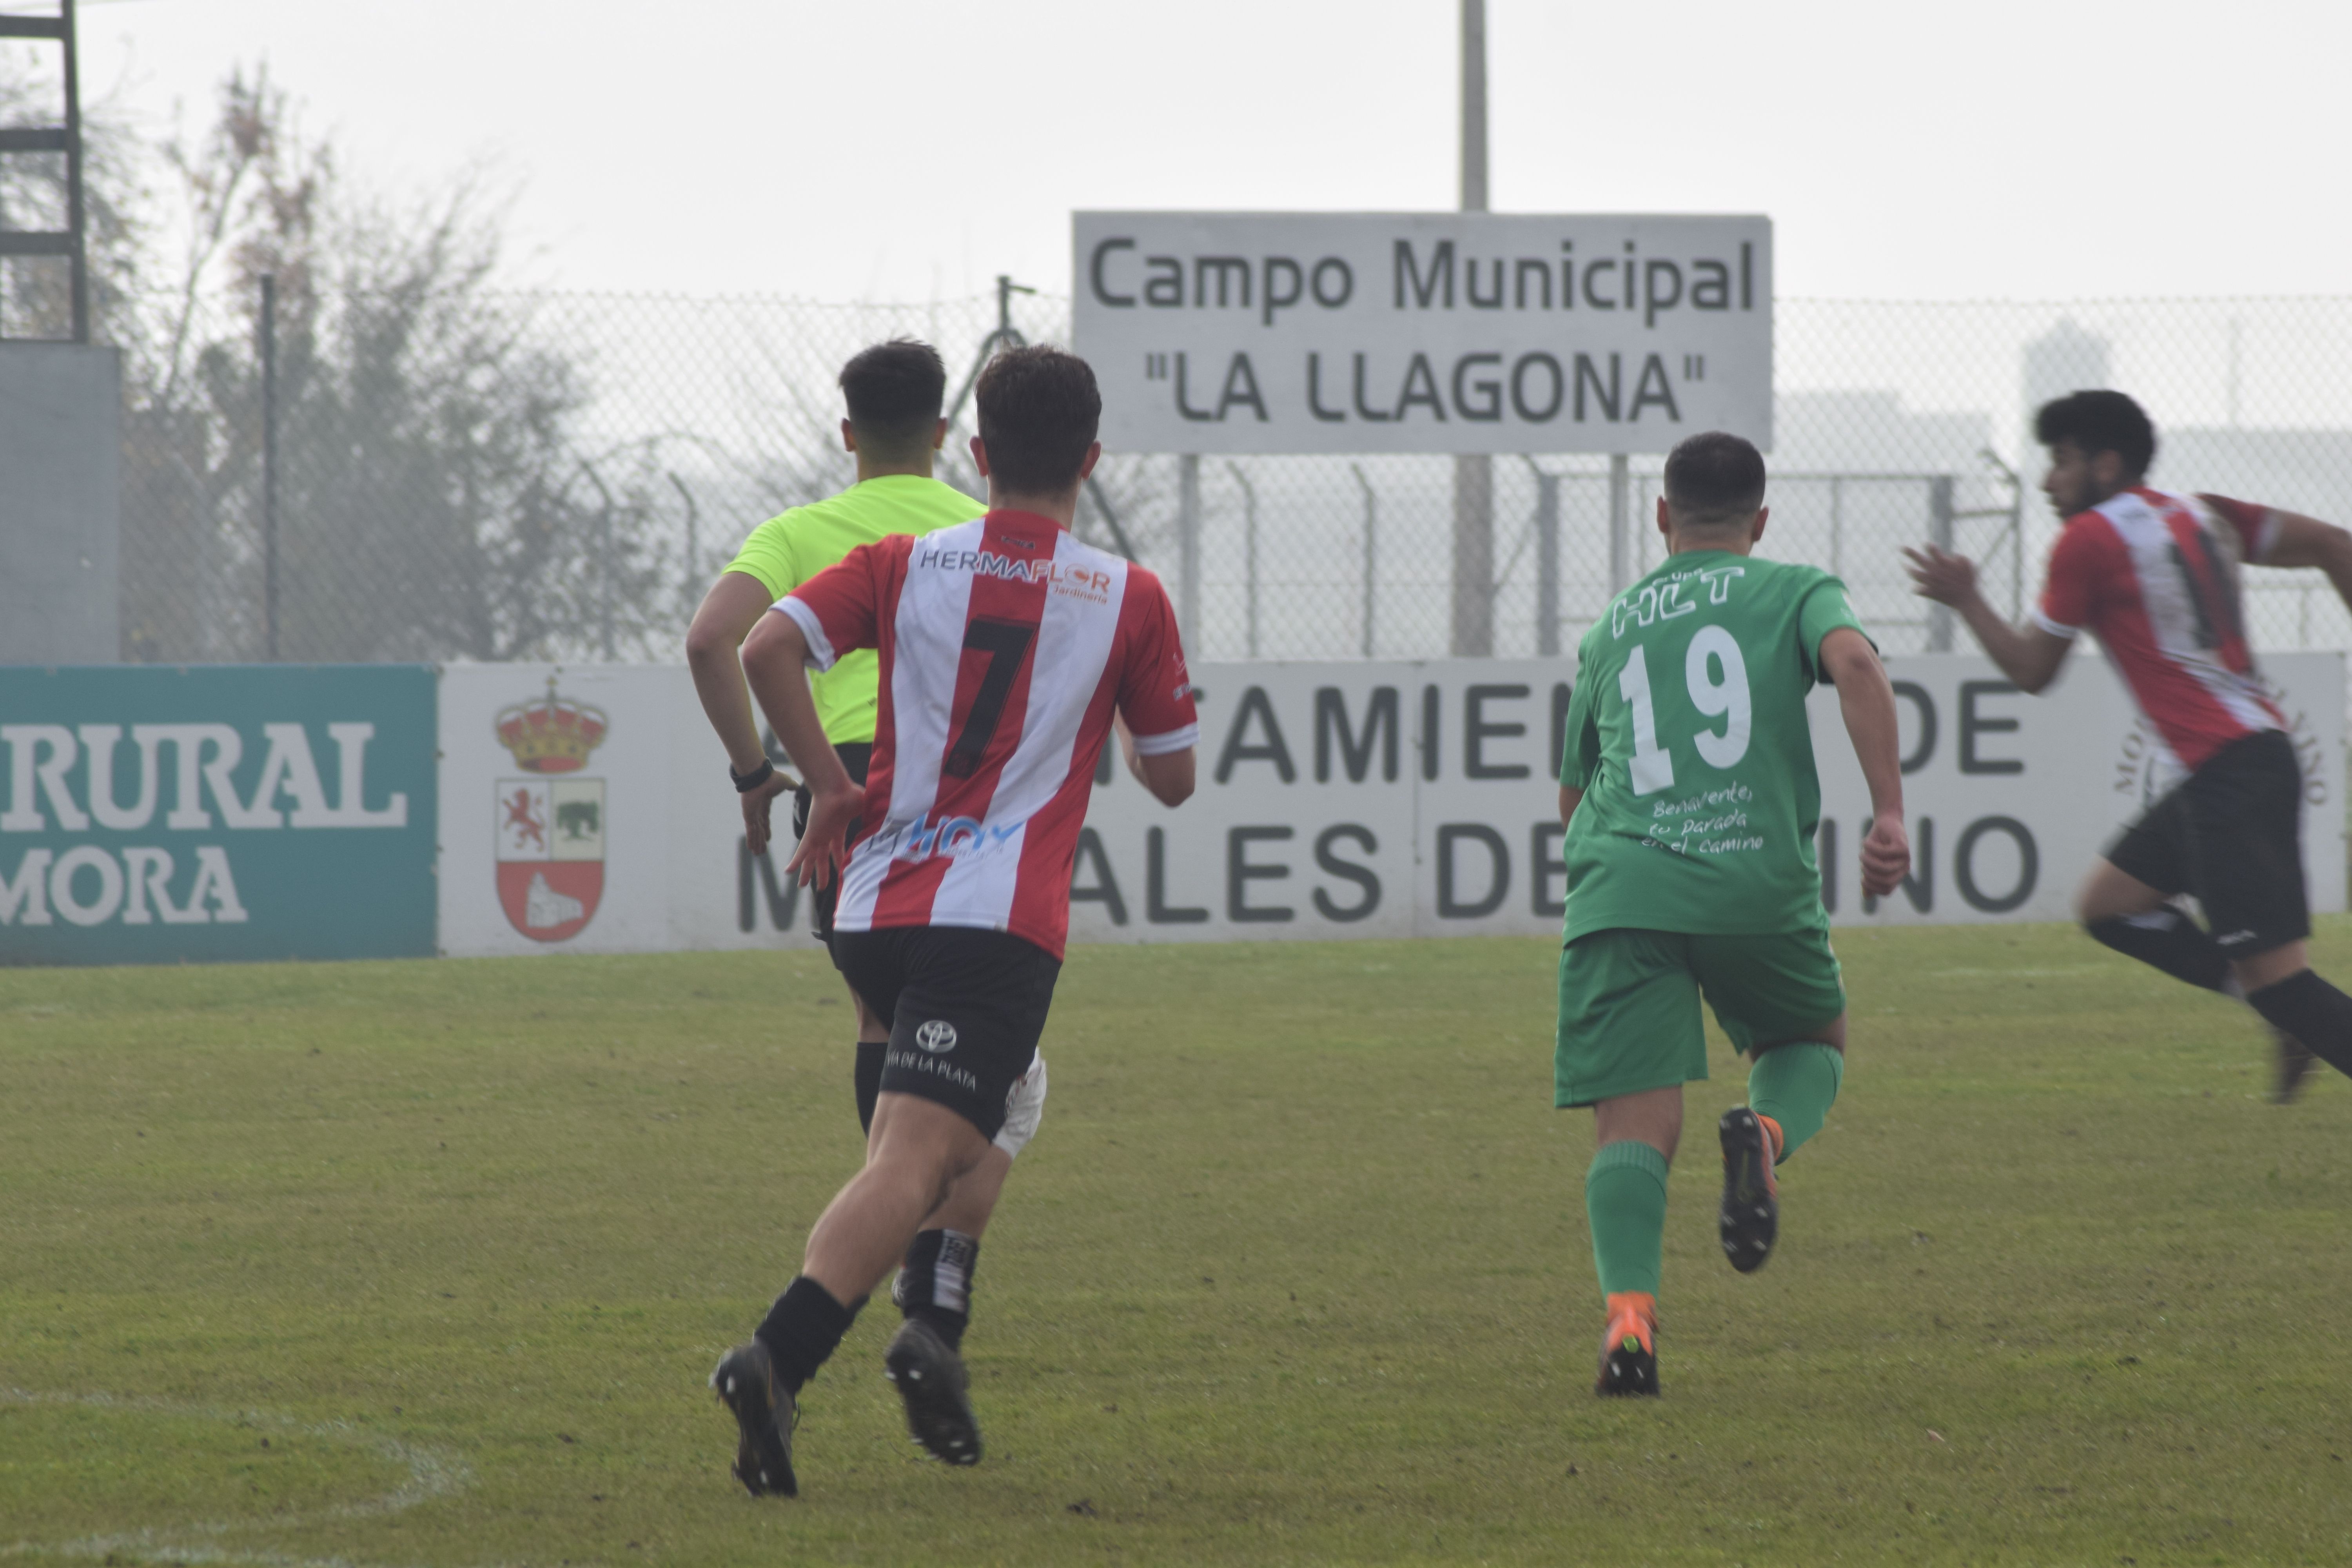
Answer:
[
  {"left": 891, "top": 1228, "right": 978, "bottom": 1352},
  {"left": 854, "top": 1042, "right": 886, "bottom": 1136},
  {"left": 755, "top": 1276, "right": 864, "bottom": 1394},
  {"left": 2085, "top": 909, "right": 2229, "bottom": 991},
  {"left": 2248, "top": 971, "right": 2352, "bottom": 1079}
]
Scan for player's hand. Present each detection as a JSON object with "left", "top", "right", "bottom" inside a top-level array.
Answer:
[
  {"left": 738, "top": 769, "right": 795, "bottom": 858},
  {"left": 788, "top": 779, "right": 858, "bottom": 891},
  {"left": 1860, "top": 810, "right": 1911, "bottom": 900},
  {"left": 1902, "top": 544, "right": 1978, "bottom": 608}
]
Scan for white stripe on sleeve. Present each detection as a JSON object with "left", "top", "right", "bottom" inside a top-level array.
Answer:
[
  {"left": 2028, "top": 607, "right": 2080, "bottom": 640},
  {"left": 1129, "top": 723, "right": 1199, "bottom": 756},
  {"left": 775, "top": 597, "right": 838, "bottom": 671}
]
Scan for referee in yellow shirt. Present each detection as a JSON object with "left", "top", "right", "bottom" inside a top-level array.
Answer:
[{"left": 686, "top": 340, "right": 1004, "bottom": 1454}]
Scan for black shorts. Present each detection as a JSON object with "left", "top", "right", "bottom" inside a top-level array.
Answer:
[
  {"left": 792, "top": 742, "right": 872, "bottom": 953},
  {"left": 2105, "top": 728, "right": 2309, "bottom": 958},
  {"left": 828, "top": 926, "right": 1061, "bottom": 1141}
]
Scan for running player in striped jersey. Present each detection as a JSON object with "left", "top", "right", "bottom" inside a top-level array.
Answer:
[
  {"left": 686, "top": 340, "right": 1011, "bottom": 1389},
  {"left": 709, "top": 345, "right": 1197, "bottom": 1497},
  {"left": 1909, "top": 389, "right": 2352, "bottom": 1103}
]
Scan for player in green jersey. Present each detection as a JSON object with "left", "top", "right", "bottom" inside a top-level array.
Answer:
[
  {"left": 1556, "top": 432, "right": 1911, "bottom": 1396},
  {"left": 686, "top": 340, "right": 1005, "bottom": 1445}
]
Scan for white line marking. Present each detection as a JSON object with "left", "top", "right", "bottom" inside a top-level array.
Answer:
[{"left": 0, "top": 1388, "right": 479, "bottom": 1568}]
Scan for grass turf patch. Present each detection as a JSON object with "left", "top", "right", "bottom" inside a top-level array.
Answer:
[{"left": 3, "top": 922, "right": 2351, "bottom": 1565}]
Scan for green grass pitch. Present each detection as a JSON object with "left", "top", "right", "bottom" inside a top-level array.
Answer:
[{"left": 5, "top": 922, "right": 2352, "bottom": 1566}]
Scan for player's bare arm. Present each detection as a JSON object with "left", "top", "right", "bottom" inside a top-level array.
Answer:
[
  {"left": 1902, "top": 544, "right": 2072, "bottom": 693},
  {"left": 686, "top": 570, "right": 798, "bottom": 855},
  {"left": 1818, "top": 627, "right": 1910, "bottom": 899},
  {"left": 1558, "top": 784, "right": 1583, "bottom": 825},
  {"left": 2227, "top": 501, "right": 2352, "bottom": 612},
  {"left": 740, "top": 610, "right": 858, "bottom": 889},
  {"left": 1114, "top": 714, "right": 1195, "bottom": 808}
]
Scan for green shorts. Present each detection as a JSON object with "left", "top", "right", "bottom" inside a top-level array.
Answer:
[{"left": 1554, "top": 926, "right": 1847, "bottom": 1109}]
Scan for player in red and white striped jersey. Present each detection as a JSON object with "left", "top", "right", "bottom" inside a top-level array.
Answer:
[
  {"left": 778, "top": 504, "right": 1196, "bottom": 955},
  {"left": 1909, "top": 390, "right": 2352, "bottom": 1104},
  {"left": 708, "top": 346, "right": 1196, "bottom": 1498}
]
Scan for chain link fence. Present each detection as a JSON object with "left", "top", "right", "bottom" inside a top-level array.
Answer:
[{"left": 113, "top": 290, "right": 2352, "bottom": 665}]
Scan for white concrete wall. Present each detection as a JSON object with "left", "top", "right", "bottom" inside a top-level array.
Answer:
[{"left": 0, "top": 344, "right": 121, "bottom": 664}]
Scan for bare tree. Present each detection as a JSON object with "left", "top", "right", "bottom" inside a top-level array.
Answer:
[{"left": 105, "top": 66, "right": 682, "bottom": 662}]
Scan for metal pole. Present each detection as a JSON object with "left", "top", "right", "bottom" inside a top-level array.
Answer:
[
  {"left": 1178, "top": 454, "right": 1201, "bottom": 655},
  {"left": 1607, "top": 454, "right": 1630, "bottom": 595},
  {"left": 1980, "top": 448, "right": 2024, "bottom": 619},
  {"left": 1226, "top": 462, "right": 1259, "bottom": 659},
  {"left": 1460, "top": 0, "right": 1488, "bottom": 210},
  {"left": 1928, "top": 474, "right": 1956, "bottom": 652},
  {"left": 1080, "top": 474, "right": 1140, "bottom": 562},
  {"left": 1352, "top": 463, "right": 1376, "bottom": 659},
  {"left": 1829, "top": 475, "right": 1844, "bottom": 580},
  {"left": 60, "top": 0, "right": 85, "bottom": 344},
  {"left": 1450, "top": 0, "right": 1492, "bottom": 657},
  {"left": 670, "top": 471, "right": 699, "bottom": 583},
  {"left": 1534, "top": 470, "right": 1560, "bottom": 657},
  {"left": 577, "top": 460, "right": 616, "bottom": 661},
  {"left": 260, "top": 272, "right": 278, "bottom": 660}
]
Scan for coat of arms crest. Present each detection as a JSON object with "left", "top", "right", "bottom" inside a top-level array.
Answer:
[{"left": 494, "top": 678, "right": 607, "bottom": 942}]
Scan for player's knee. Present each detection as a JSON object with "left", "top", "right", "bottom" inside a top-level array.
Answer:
[{"left": 2074, "top": 883, "right": 2120, "bottom": 925}]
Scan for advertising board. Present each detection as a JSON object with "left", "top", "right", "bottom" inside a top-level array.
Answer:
[
  {"left": 9, "top": 652, "right": 2332, "bottom": 965},
  {"left": 0, "top": 665, "right": 436, "bottom": 963},
  {"left": 1066, "top": 652, "right": 2347, "bottom": 942}
]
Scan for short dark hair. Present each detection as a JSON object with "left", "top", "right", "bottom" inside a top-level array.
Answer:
[
  {"left": 1662, "top": 431, "right": 1767, "bottom": 527},
  {"left": 975, "top": 345, "right": 1101, "bottom": 495},
  {"left": 2034, "top": 389, "right": 2156, "bottom": 477},
  {"left": 839, "top": 338, "right": 946, "bottom": 449}
]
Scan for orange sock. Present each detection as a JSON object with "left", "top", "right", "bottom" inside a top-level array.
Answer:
[
  {"left": 1602, "top": 1291, "right": 1657, "bottom": 1351},
  {"left": 1756, "top": 1114, "right": 1785, "bottom": 1165}
]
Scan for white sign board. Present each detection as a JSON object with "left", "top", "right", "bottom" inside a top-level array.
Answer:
[
  {"left": 437, "top": 664, "right": 821, "bottom": 958},
  {"left": 1067, "top": 652, "right": 2345, "bottom": 941},
  {"left": 431, "top": 654, "right": 2343, "bottom": 958},
  {"left": 1073, "top": 212, "right": 1772, "bottom": 456}
]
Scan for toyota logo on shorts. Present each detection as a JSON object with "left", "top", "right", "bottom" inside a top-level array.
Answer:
[{"left": 915, "top": 1019, "right": 958, "bottom": 1053}]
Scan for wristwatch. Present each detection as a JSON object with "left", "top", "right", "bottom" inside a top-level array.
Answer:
[{"left": 730, "top": 759, "right": 776, "bottom": 794}]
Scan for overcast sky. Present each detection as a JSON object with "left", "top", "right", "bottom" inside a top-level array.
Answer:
[{"left": 39, "top": 0, "right": 2352, "bottom": 303}]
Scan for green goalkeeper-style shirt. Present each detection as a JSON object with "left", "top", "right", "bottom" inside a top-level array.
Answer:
[
  {"left": 1558, "top": 548, "right": 1869, "bottom": 943},
  {"left": 724, "top": 474, "right": 981, "bottom": 744}
]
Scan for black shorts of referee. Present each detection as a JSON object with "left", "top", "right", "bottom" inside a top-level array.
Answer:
[
  {"left": 792, "top": 741, "right": 870, "bottom": 955},
  {"left": 2105, "top": 728, "right": 2309, "bottom": 957}
]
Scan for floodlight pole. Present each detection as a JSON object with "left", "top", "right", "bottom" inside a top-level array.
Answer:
[{"left": 1450, "top": 0, "right": 1494, "bottom": 657}]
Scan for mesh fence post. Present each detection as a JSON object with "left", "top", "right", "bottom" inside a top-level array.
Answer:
[
  {"left": 1534, "top": 469, "right": 1560, "bottom": 657},
  {"left": 1928, "top": 474, "right": 1956, "bottom": 652},
  {"left": 1178, "top": 454, "right": 1201, "bottom": 655},
  {"left": 1226, "top": 461, "right": 1259, "bottom": 659},
  {"left": 1352, "top": 463, "right": 1376, "bottom": 659},
  {"left": 1608, "top": 454, "right": 1630, "bottom": 594},
  {"left": 1452, "top": 454, "right": 1493, "bottom": 655}
]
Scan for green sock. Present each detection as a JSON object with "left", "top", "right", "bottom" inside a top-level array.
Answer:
[
  {"left": 1747, "top": 1043, "right": 1844, "bottom": 1163},
  {"left": 1585, "top": 1140, "right": 1671, "bottom": 1298}
]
